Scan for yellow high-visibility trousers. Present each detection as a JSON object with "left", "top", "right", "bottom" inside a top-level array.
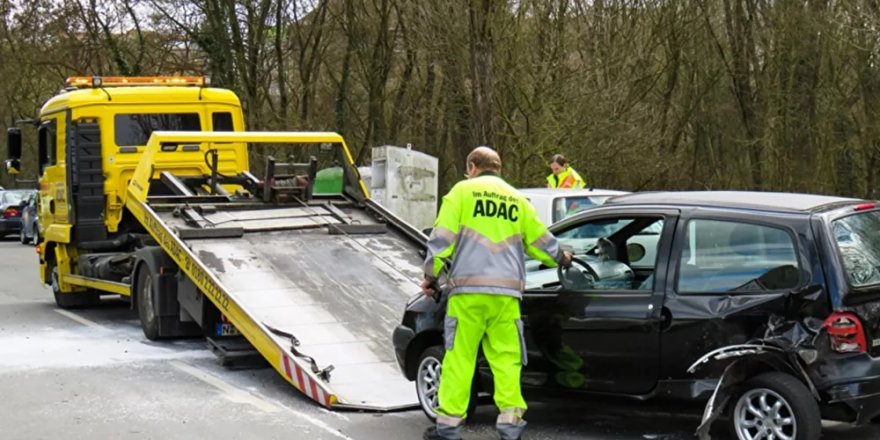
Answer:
[{"left": 434, "top": 294, "right": 528, "bottom": 439}]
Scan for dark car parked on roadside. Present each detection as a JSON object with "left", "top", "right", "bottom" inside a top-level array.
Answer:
[
  {"left": 393, "top": 191, "right": 880, "bottom": 440},
  {"left": 19, "top": 191, "right": 39, "bottom": 245},
  {"left": 0, "top": 189, "right": 35, "bottom": 238}
]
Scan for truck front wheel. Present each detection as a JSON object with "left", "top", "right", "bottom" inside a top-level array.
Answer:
[{"left": 50, "top": 261, "right": 99, "bottom": 309}]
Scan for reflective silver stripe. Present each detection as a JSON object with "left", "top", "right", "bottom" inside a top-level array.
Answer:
[
  {"left": 499, "top": 407, "right": 525, "bottom": 417},
  {"left": 423, "top": 226, "right": 458, "bottom": 275},
  {"left": 459, "top": 227, "right": 523, "bottom": 253},
  {"left": 497, "top": 413, "right": 522, "bottom": 425},
  {"left": 447, "top": 286, "right": 522, "bottom": 298},
  {"left": 532, "top": 231, "right": 561, "bottom": 262},
  {"left": 450, "top": 276, "right": 524, "bottom": 291},
  {"left": 445, "top": 227, "right": 527, "bottom": 296},
  {"left": 437, "top": 415, "right": 464, "bottom": 427},
  {"left": 432, "top": 226, "right": 457, "bottom": 243}
]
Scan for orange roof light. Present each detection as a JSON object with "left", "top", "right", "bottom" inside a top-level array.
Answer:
[{"left": 65, "top": 75, "right": 210, "bottom": 88}]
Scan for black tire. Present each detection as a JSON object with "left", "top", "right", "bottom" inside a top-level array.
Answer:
[
  {"left": 19, "top": 228, "right": 27, "bottom": 245},
  {"left": 728, "top": 372, "right": 821, "bottom": 440},
  {"left": 136, "top": 265, "right": 160, "bottom": 341},
  {"left": 32, "top": 229, "right": 39, "bottom": 246},
  {"left": 50, "top": 261, "right": 100, "bottom": 309},
  {"left": 415, "top": 345, "right": 479, "bottom": 423}
]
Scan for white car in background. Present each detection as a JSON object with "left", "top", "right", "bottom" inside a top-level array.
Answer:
[{"left": 518, "top": 188, "right": 629, "bottom": 226}]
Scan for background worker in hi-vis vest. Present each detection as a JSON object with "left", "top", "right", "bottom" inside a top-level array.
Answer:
[
  {"left": 421, "top": 146, "right": 573, "bottom": 440},
  {"left": 546, "top": 154, "right": 586, "bottom": 189}
]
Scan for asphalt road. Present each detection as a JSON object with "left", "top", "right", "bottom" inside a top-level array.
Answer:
[{"left": 1, "top": 240, "right": 878, "bottom": 440}]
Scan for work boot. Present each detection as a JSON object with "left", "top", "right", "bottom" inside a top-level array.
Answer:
[
  {"left": 496, "top": 422, "right": 525, "bottom": 440},
  {"left": 496, "top": 412, "right": 526, "bottom": 440},
  {"left": 423, "top": 426, "right": 462, "bottom": 440}
]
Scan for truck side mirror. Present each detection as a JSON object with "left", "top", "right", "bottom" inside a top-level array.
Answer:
[
  {"left": 6, "top": 127, "right": 21, "bottom": 175},
  {"left": 4, "top": 159, "right": 20, "bottom": 175},
  {"left": 7, "top": 127, "right": 21, "bottom": 160}
]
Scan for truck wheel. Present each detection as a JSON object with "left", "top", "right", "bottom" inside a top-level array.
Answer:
[
  {"left": 415, "top": 345, "right": 478, "bottom": 423},
  {"left": 136, "top": 266, "right": 161, "bottom": 341},
  {"left": 50, "top": 262, "right": 99, "bottom": 309},
  {"left": 729, "top": 372, "right": 820, "bottom": 440}
]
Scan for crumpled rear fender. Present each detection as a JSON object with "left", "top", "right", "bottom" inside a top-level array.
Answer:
[{"left": 689, "top": 343, "right": 820, "bottom": 440}]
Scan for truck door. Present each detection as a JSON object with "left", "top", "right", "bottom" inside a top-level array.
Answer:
[
  {"left": 37, "top": 116, "right": 70, "bottom": 230},
  {"left": 521, "top": 209, "right": 677, "bottom": 395}
]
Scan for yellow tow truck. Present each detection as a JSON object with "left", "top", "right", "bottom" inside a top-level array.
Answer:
[{"left": 5, "top": 76, "right": 426, "bottom": 410}]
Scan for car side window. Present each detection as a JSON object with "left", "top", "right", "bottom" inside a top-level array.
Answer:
[
  {"left": 556, "top": 216, "right": 664, "bottom": 291},
  {"left": 677, "top": 219, "right": 800, "bottom": 293}
]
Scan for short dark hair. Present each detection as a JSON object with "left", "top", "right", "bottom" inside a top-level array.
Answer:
[
  {"left": 551, "top": 154, "right": 567, "bottom": 166},
  {"left": 467, "top": 146, "right": 502, "bottom": 173}
]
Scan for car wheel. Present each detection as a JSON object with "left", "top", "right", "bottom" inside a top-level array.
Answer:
[
  {"left": 50, "top": 262, "right": 99, "bottom": 309},
  {"left": 729, "top": 372, "right": 820, "bottom": 440},
  {"left": 136, "top": 265, "right": 161, "bottom": 341},
  {"left": 19, "top": 229, "right": 27, "bottom": 245},
  {"left": 415, "top": 345, "right": 478, "bottom": 423},
  {"left": 32, "top": 230, "right": 39, "bottom": 245}
]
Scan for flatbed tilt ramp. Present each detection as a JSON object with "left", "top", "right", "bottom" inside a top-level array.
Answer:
[{"left": 124, "top": 132, "right": 427, "bottom": 410}]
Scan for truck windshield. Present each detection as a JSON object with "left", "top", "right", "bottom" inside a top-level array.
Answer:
[
  {"left": 833, "top": 210, "right": 880, "bottom": 287},
  {"left": 115, "top": 113, "right": 201, "bottom": 146}
]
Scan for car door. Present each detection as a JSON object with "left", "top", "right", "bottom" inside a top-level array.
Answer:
[
  {"left": 659, "top": 209, "right": 809, "bottom": 379},
  {"left": 22, "top": 193, "right": 35, "bottom": 236},
  {"left": 520, "top": 207, "right": 678, "bottom": 395}
]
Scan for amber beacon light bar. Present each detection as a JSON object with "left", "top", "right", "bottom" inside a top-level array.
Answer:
[{"left": 65, "top": 76, "right": 210, "bottom": 88}]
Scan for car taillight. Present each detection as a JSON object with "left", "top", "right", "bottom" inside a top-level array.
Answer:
[
  {"left": 3, "top": 207, "right": 19, "bottom": 218},
  {"left": 824, "top": 312, "right": 868, "bottom": 353}
]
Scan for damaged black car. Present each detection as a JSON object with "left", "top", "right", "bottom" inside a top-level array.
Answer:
[{"left": 392, "top": 191, "right": 880, "bottom": 440}]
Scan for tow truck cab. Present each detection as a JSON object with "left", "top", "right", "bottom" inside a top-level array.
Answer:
[{"left": 7, "top": 76, "right": 245, "bottom": 302}]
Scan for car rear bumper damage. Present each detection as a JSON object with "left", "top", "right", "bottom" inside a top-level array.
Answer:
[{"left": 815, "top": 354, "right": 880, "bottom": 424}]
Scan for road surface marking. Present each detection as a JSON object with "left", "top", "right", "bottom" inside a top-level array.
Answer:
[
  {"left": 170, "top": 361, "right": 355, "bottom": 440},
  {"left": 54, "top": 309, "right": 108, "bottom": 331},
  {"left": 170, "top": 360, "right": 280, "bottom": 413}
]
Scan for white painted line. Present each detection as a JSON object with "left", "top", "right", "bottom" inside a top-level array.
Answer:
[
  {"left": 54, "top": 309, "right": 108, "bottom": 331},
  {"left": 170, "top": 360, "right": 280, "bottom": 413},
  {"left": 170, "top": 361, "right": 355, "bottom": 440}
]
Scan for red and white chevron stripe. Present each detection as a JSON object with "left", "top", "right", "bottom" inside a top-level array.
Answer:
[{"left": 280, "top": 353, "right": 332, "bottom": 407}]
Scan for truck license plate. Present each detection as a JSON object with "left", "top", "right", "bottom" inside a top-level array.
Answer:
[{"left": 216, "top": 323, "right": 241, "bottom": 337}]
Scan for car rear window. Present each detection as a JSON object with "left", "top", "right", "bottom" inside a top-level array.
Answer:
[
  {"left": 1, "top": 191, "right": 28, "bottom": 205},
  {"left": 833, "top": 210, "right": 880, "bottom": 287},
  {"left": 115, "top": 113, "right": 201, "bottom": 147}
]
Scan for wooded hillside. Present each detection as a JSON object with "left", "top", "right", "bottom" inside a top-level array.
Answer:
[{"left": 2, "top": 0, "right": 878, "bottom": 196}]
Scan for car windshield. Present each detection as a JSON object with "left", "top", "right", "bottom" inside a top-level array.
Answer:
[
  {"left": 555, "top": 217, "right": 662, "bottom": 244},
  {"left": 833, "top": 210, "right": 880, "bottom": 288},
  {"left": 1, "top": 191, "right": 28, "bottom": 205},
  {"left": 552, "top": 196, "right": 613, "bottom": 223}
]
